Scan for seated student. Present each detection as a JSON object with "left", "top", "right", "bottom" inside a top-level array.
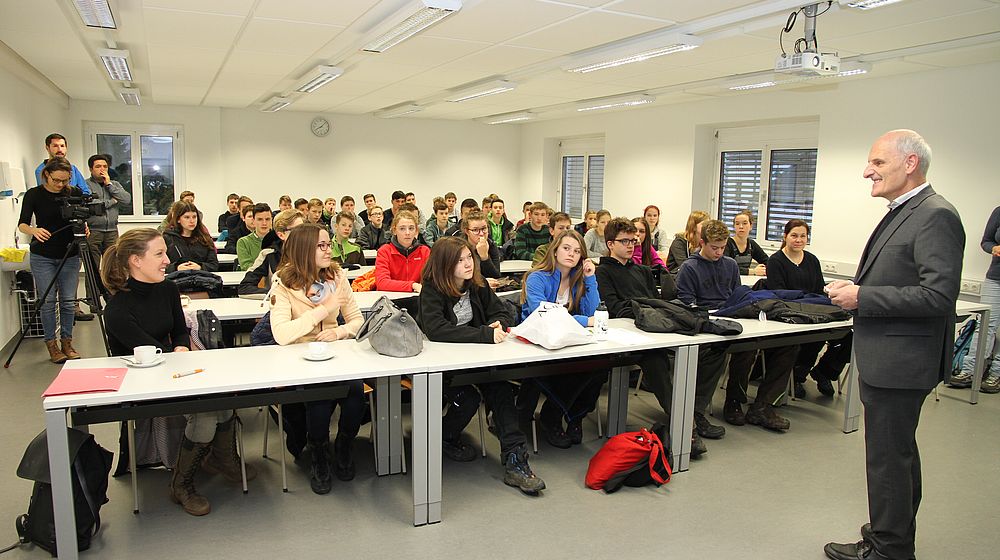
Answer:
[
  {"left": 158, "top": 190, "right": 197, "bottom": 232},
  {"left": 239, "top": 209, "right": 304, "bottom": 296},
  {"left": 443, "top": 191, "right": 459, "bottom": 223},
  {"left": 667, "top": 210, "right": 710, "bottom": 273},
  {"left": 339, "top": 196, "right": 362, "bottom": 238},
  {"left": 767, "top": 219, "right": 851, "bottom": 398},
  {"left": 357, "top": 205, "right": 390, "bottom": 250},
  {"left": 584, "top": 209, "right": 612, "bottom": 257},
  {"left": 515, "top": 201, "right": 532, "bottom": 229},
  {"left": 306, "top": 198, "right": 324, "bottom": 224},
  {"left": 218, "top": 193, "right": 239, "bottom": 234},
  {"left": 444, "top": 198, "right": 479, "bottom": 236},
  {"left": 294, "top": 197, "right": 309, "bottom": 215},
  {"left": 459, "top": 210, "right": 500, "bottom": 279},
  {"left": 632, "top": 216, "right": 666, "bottom": 268},
  {"left": 274, "top": 194, "right": 292, "bottom": 218},
  {"left": 532, "top": 211, "right": 573, "bottom": 266},
  {"left": 375, "top": 210, "right": 430, "bottom": 292},
  {"left": 382, "top": 190, "right": 405, "bottom": 226},
  {"left": 512, "top": 202, "right": 551, "bottom": 260},
  {"left": 521, "top": 229, "right": 605, "bottom": 448},
  {"left": 267, "top": 223, "right": 366, "bottom": 494},
  {"left": 418, "top": 236, "right": 545, "bottom": 495},
  {"left": 321, "top": 197, "right": 337, "bottom": 227},
  {"left": 676, "top": 220, "right": 791, "bottom": 432},
  {"left": 330, "top": 211, "right": 364, "bottom": 266},
  {"left": 574, "top": 209, "right": 597, "bottom": 237},
  {"left": 102, "top": 228, "right": 255, "bottom": 516},
  {"left": 223, "top": 202, "right": 254, "bottom": 254},
  {"left": 358, "top": 193, "right": 376, "bottom": 226},
  {"left": 725, "top": 210, "right": 768, "bottom": 276},
  {"left": 488, "top": 198, "right": 515, "bottom": 247},
  {"left": 225, "top": 196, "right": 253, "bottom": 233},
  {"left": 596, "top": 218, "right": 721, "bottom": 457},
  {"left": 643, "top": 205, "right": 671, "bottom": 262},
  {"left": 163, "top": 201, "right": 219, "bottom": 273},
  {"left": 236, "top": 203, "right": 272, "bottom": 270},
  {"left": 423, "top": 200, "right": 451, "bottom": 247}
]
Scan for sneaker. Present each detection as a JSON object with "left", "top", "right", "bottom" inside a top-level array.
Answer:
[
  {"left": 981, "top": 373, "right": 1000, "bottom": 394},
  {"left": 565, "top": 419, "right": 583, "bottom": 445},
  {"left": 947, "top": 372, "right": 973, "bottom": 388},
  {"left": 502, "top": 449, "right": 545, "bottom": 494},
  {"left": 745, "top": 403, "right": 790, "bottom": 432},
  {"left": 309, "top": 440, "right": 333, "bottom": 494},
  {"left": 442, "top": 437, "right": 477, "bottom": 462},
  {"left": 814, "top": 377, "right": 835, "bottom": 397},
  {"left": 793, "top": 382, "right": 806, "bottom": 398},
  {"left": 722, "top": 399, "right": 745, "bottom": 426},
  {"left": 690, "top": 430, "right": 707, "bottom": 459},
  {"left": 693, "top": 412, "right": 725, "bottom": 439}
]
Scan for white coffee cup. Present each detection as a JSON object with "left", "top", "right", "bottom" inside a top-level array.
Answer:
[
  {"left": 307, "top": 341, "right": 328, "bottom": 358},
  {"left": 134, "top": 345, "right": 162, "bottom": 364}
]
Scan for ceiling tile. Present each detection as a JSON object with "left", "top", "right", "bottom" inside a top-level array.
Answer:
[
  {"left": 447, "top": 45, "right": 562, "bottom": 73},
  {"left": 202, "top": 86, "right": 263, "bottom": 107},
  {"left": 150, "top": 84, "right": 209, "bottom": 103},
  {"left": 553, "top": 0, "right": 615, "bottom": 8},
  {"left": 605, "top": 0, "right": 760, "bottom": 22},
  {"left": 223, "top": 51, "right": 309, "bottom": 77},
  {"left": 234, "top": 18, "right": 345, "bottom": 56},
  {"left": 826, "top": 10, "right": 1000, "bottom": 54},
  {"left": 143, "top": 7, "right": 245, "bottom": 50},
  {"left": 141, "top": 0, "right": 256, "bottom": 17},
  {"left": 253, "top": 0, "right": 380, "bottom": 26},
  {"left": 425, "top": 0, "right": 586, "bottom": 43},
  {"left": 147, "top": 45, "right": 227, "bottom": 85},
  {"left": 375, "top": 63, "right": 484, "bottom": 88},
  {"left": 211, "top": 71, "right": 282, "bottom": 91},
  {"left": 374, "top": 36, "right": 491, "bottom": 67},
  {"left": 903, "top": 42, "right": 1000, "bottom": 67},
  {"left": 507, "top": 11, "right": 669, "bottom": 52},
  {"left": 0, "top": 30, "right": 93, "bottom": 64}
]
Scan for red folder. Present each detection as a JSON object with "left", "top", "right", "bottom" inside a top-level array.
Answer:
[{"left": 43, "top": 368, "right": 128, "bottom": 397}]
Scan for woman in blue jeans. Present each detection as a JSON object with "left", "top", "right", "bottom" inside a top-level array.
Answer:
[
  {"left": 953, "top": 205, "right": 1000, "bottom": 393},
  {"left": 17, "top": 157, "right": 85, "bottom": 363}
]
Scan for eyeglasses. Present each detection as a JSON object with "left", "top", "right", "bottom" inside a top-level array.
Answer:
[
  {"left": 316, "top": 242, "right": 332, "bottom": 251},
  {"left": 49, "top": 177, "right": 70, "bottom": 186},
  {"left": 613, "top": 238, "right": 638, "bottom": 246},
  {"left": 468, "top": 227, "right": 488, "bottom": 234}
]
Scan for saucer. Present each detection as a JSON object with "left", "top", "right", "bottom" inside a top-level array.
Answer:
[
  {"left": 121, "top": 355, "right": 166, "bottom": 368},
  {"left": 303, "top": 350, "right": 336, "bottom": 362}
]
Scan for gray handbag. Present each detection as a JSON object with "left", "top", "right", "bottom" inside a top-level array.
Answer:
[{"left": 356, "top": 295, "right": 423, "bottom": 357}]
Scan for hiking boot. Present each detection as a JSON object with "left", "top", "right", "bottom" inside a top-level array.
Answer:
[
  {"left": 74, "top": 308, "right": 94, "bottom": 321},
  {"left": 537, "top": 411, "right": 572, "bottom": 449},
  {"left": 170, "top": 437, "right": 212, "bottom": 516},
  {"left": 45, "top": 340, "right": 68, "bottom": 364},
  {"left": 690, "top": 430, "right": 707, "bottom": 459},
  {"left": 981, "top": 373, "right": 1000, "bottom": 394},
  {"left": 502, "top": 449, "right": 545, "bottom": 494},
  {"left": 566, "top": 419, "right": 583, "bottom": 445},
  {"left": 442, "top": 437, "right": 477, "bottom": 462},
  {"left": 723, "top": 399, "right": 745, "bottom": 426},
  {"left": 746, "top": 402, "right": 790, "bottom": 431},
  {"left": 60, "top": 338, "right": 81, "bottom": 360},
  {"left": 947, "top": 372, "right": 973, "bottom": 388},
  {"left": 309, "top": 440, "right": 333, "bottom": 494},
  {"left": 694, "top": 412, "right": 725, "bottom": 439},
  {"left": 202, "top": 416, "right": 257, "bottom": 484},
  {"left": 812, "top": 372, "right": 835, "bottom": 396},
  {"left": 333, "top": 434, "right": 356, "bottom": 482}
]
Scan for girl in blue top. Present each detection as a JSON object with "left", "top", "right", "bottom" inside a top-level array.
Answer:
[{"left": 519, "top": 230, "right": 605, "bottom": 448}]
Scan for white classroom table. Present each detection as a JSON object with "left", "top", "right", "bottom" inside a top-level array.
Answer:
[
  {"left": 185, "top": 291, "right": 416, "bottom": 320},
  {"left": 499, "top": 260, "right": 532, "bottom": 274},
  {"left": 213, "top": 266, "right": 373, "bottom": 286},
  {"left": 214, "top": 240, "right": 226, "bottom": 250},
  {"left": 217, "top": 253, "right": 237, "bottom": 264}
]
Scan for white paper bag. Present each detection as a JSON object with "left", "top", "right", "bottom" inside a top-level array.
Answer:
[{"left": 510, "top": 301, "right": 595, "bottom": 350}]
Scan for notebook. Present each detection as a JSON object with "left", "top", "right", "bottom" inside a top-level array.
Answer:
[{"left": 43, "top": 367, "right": 128, "bottom": 397}]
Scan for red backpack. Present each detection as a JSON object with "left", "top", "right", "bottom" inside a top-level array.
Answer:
[{"left": 585, "top": 423, "right": 672, "bottom": 493}]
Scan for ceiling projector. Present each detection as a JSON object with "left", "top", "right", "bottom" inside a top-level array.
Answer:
[{"left": 775, "top": 52, "right": 840, "bottom": 76}]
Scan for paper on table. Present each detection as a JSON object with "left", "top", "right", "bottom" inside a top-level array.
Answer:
[
  {"left": 606, "top": 328, "right": 655, "bottom": 346},
  {"left": 43, "top": 368, "right": 128, "bottom": 397}
]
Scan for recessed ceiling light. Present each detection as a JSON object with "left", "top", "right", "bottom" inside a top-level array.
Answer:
[
  {"left": 118, "top": 88, "right": 140, "bottom": 106},
  {"left": 96, "top": 48, "right": 132, "bottom": 81},
  {"left": 73, "top": 0, "right": 116, "bottom": 29}
]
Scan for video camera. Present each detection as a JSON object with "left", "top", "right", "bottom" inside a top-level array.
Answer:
[{"left": 59, "top": 194, "right": 106, "bottom": 222}]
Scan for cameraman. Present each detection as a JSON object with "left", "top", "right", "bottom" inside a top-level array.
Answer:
[
  {"left": 17, "top": 157, "right": 87, "bottom": 363},
  {"left": 85, "top": 154, "right": 131, "bottom": 267}
]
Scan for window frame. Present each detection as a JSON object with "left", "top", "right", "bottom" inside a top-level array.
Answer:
[{"left": 557, "top": 137, "right": 605, "bottom": 221}]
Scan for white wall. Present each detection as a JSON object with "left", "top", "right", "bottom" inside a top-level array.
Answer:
[{"left": 518, "top": 62, "right": 1000, "bottom": 283}]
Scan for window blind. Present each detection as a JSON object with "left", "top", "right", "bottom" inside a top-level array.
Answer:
[
  {"left": 718, "top": 150, "right": 762, "bottom": 237},
  {"left": 766, "top": 148, "right": 817, "bottom": 241}
]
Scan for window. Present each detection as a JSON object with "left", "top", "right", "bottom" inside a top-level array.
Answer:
[
  {"left": 558, "top": 137, "right": 605, "bottom": 219},
  {"left": 714, "top": 123, "right": 817, "bottom": 244},
  {"left": 84, "top": 123, "right": 184, "bottom": 220}
]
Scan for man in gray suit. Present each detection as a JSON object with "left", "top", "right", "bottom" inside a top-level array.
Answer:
[{"left": 824, "top": 130, "right": 964, "bottom": 560}]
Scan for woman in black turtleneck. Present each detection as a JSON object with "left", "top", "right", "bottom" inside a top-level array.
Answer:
[{"left": 101, "top": 228, "right": 255, "bottom": 517}]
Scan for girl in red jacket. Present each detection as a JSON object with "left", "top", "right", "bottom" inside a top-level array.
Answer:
[{"left": 375, "top": 209, "right": 430, "bottom": 292}]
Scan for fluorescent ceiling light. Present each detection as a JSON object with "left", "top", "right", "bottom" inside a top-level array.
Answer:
[
  {"left": 835, "top": 62, "right": 872, "bottom": 76},
  {"left": 260, "top": 96, "right": 291, "bottom": 112},
  {"left": 296, "top": 65, "right": 345, "bottom": 93},
  {"left": 729, "top": 81, "right": 778, "bottom": 91},
  {"left": 73, "top": 0, "right": 116, "bottom": 29},
  {"left": 577, "top": 94, "right": 655, "bottom": 112},
  {"left": 97, "top": 48, "right": 131, "bottom": 81},
  {"left": 565, "top": 34, "right": 702, "bottom": 74},
  {"left": 118, "top": 88, "right": 140, "bottom": 106},
  {"left": 838, "top": 0, "right": 905, "bottom": 9},
  {"left": 362, "top": 0, "right": 462, "bottom": 53},
  {"left": 479, "top": 112, "right": 535, "bottom": 125},
  {"left": 728, "top": 62, "right": 872, "bottom": 91},
  {"left": 445, "top": 80, "right": 516, "bottom": 102},
  {"left": 374, "top": 104, "right": 424, "bottom": 118}
]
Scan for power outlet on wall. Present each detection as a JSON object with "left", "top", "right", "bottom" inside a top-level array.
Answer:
[
  {"left": 822, "top": 262, "right": 837, "bottom": 274},
  {"left": 960, "top": 280, "right": 982, "bottom": 296}
]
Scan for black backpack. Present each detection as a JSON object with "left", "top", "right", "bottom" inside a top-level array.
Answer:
[
  {"left": 197, "top": 309, "right": 224, "bottom": 349},
  {"left": 14, "top": 428, "right": 113, "bottom": 556}
]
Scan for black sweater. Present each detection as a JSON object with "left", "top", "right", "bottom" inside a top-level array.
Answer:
[
  {"left": 765, "top": 249, "right": 825, "bottom": 294},
  {"left": 105, "top": 278, "right": 190, "bottom": 357},
  {"left": 163, "top": 229, "right": 219, "bottom": 273},
  {"left": 18, "top": 185, "right": 83, "bottom": 259},
  {"left": 596, "top": 256, "right": 659, "bottom": 319},
  {"left": 418, "top": 282, "right": 512, "bottom": 343}
]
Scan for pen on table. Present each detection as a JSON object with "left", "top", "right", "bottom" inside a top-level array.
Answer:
[{"left": 172, "top": 368, "right": 205, "bottom": 379}]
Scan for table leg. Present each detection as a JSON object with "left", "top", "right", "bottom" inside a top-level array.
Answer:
[
  {"left": 842, "top": 349, "right": 862, "bottom": 433},
  {"left": 605, "top": 366, "right": 630, "bottom": 436},
  {"left": 970, "top": 308, "right": 990, "bottom": 405},
  {"left": 426, "top": 372, "right": 442, "bottom": 524},
  {"left": 670, "top": 345, "right": 697, "bottom": 472},
  {"left": 45, "top": 408, "right": 79, "bottom": 560},
  {"left": 375, "top": 376, "right": 403, "bottom": 475},
  {"left": 411, "top": 371, "right": 443, "bottom": 526},
  {"left": 389, "top": 377, "right": 402, "bottom": 474}
]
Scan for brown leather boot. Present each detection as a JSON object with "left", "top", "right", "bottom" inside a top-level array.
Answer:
[
  {"left": 45, "top": 340, "right": 68, "bottom": 364},
  {"left": 202, "top": 416, "right": 257, "bottom": 483},
  {"left": 60, "top": 338, "right": 81, "bottom": 360},
  {"left": 170, "top": 437, "right": 212, "bottom": 516}
]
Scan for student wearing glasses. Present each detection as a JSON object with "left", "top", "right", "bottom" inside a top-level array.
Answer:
[
  {"left": 418, "top": 236, "right": 545, "bottom": 495},
  {"left": 459, "top": 209, "right": 500, "bottom": 279},
  {"left": 375, "top": 210, "right": 430, "bottom": 292},
  {"left": 520, "top": 230, "right": 604, "bottom": 448},
  {"left": 357, "top": 205, "right": 390, "bottom": 250},
  {"left": 266, "top": 223, "right": 366, "bottom": 494}
]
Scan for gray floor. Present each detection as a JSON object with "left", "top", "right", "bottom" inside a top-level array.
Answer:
[{"left": 1, "top": 320, "right": 998, "bottom": 559}]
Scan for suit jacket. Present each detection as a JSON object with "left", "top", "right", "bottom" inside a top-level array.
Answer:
[{"left": 852, "top": 186, "right": 964, "bottom": 390}]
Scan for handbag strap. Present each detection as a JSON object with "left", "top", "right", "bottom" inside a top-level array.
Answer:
[
  {"left": 645, "top": 430, "right": 672, "bottom": 485},
  {"left": 74, "top": 454, "right": 102, "bottom": 536}
]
